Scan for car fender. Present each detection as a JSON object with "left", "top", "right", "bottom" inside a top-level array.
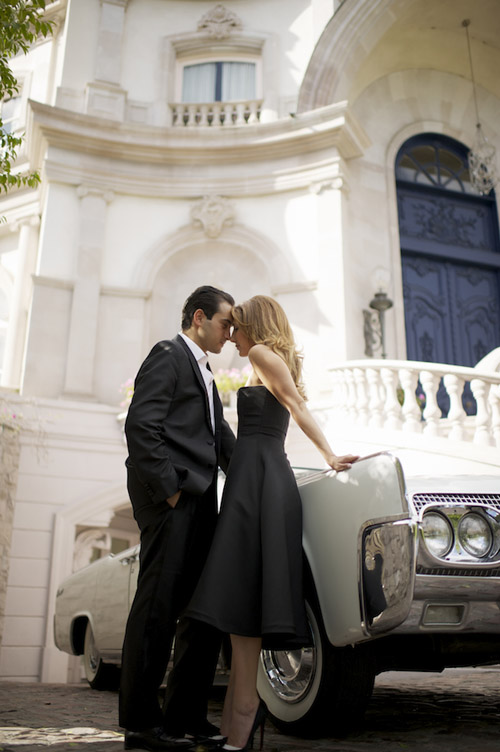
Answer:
[{"left": 299, "top": 452, "right": 416, "bottom": 647}]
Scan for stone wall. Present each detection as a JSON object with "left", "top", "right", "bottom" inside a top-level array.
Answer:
[{"left": 0, "top": 425, "right": 20, "bottom": 647}]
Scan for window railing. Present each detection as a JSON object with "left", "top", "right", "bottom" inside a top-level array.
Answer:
[
  {"left": 328, "top": 359, "right": 500, "bottom": 448},
  {"left": 170, "top": 99, "right": 262, "bottom": 127}
]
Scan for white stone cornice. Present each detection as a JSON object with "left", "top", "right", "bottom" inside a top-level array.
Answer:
[
  {"left": 169, "top": 30, "right": 265, "bottom": 56},
  {"left": 272, "top": 281, "right": 318, "bottom": 295},
  {"left": 44, "top": 154, "right": 352, "bottom": 199},
  {"left": 29, "top": 99, "right": 370, "bottom": 167},
  {"left": 0, "top": 206, "right": 41, "bottom": 234},
  {"left": 101, "top": 285, "right": 151, "bottom": 299},
  {"left": 32, "top": 274, "right": 74, "bottom": 291},
  {"left": 76, "top": 184, "right": 114, "bottom": 203},
  {"left": 100, "top": 0, "right": 129, "bottom": 7},
  {"left": 309, "top": 176, "right": 349, "bottom": 195}
]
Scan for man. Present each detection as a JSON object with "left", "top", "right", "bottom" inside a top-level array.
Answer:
[{"left": 119, "top": 286, "right": 236, "bottom": 752}]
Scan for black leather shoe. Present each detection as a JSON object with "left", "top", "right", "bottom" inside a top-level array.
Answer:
[
  {"left": 184, "top": 721, "right": 227, "bottom": 748},
  {"left": 124, "top": 727, "right": 194, "bottom": 751}
]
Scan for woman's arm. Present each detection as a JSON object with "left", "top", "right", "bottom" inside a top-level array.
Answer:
[{"left": 248, "top": 345, "right": 359, "bottom": 471}]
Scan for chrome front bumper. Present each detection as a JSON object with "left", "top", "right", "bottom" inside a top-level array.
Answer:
[{"left": 392, "top": 572, "right": 500, "bottom": 633}]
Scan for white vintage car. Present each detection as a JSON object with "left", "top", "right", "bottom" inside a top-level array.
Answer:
[{"left": 54, "top": 452, "right": 500, "bottom": 734}]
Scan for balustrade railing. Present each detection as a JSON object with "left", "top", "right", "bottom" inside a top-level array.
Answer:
[
  {"left": 170, "top": 99, "right": 262, "bottom": 127},
  {"left": 329, "top": 359, "right": 500, "bottom": 448}
]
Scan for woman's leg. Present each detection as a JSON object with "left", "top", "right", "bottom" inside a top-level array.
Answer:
[
  {"left": 220, "top": 666, "right": 234, "bottom": 738},
  {"left": 224, "top": 634, "right": 262, "bottom": 748}
]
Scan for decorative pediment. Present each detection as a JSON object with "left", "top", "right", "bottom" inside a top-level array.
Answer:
[
  {"left": 191, "top": 195, "right": 235, "bottom": 238},
  {"left": 197, "top": 4, "right": 242, "bottom": 39}
]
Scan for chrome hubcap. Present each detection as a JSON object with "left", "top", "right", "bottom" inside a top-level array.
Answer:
[{"left": 260, "top": 644, "right": 316, "bottom": 703}]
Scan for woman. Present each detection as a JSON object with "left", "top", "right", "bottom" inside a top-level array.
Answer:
[{"left": 186, "top": 296, "right": 358, "bottom": 751}]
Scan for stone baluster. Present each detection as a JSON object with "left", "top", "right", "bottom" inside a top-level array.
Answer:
[
  {"left": 247, "top": 100, "right": 259, "bottom": 124},
  {"left": 366, "top": 368, "right": 384, "bottom": 429},
  {"left": 353, "top": 368, "right": 369, "bottom": 427},
  {"left": 223, "top": 103, "right": 234, "bottom": 125},
  {"left": 470, "top": 378, "right": 493, "bottom": 446},
  {"left": 488, "top": 384, "right": 500, "bottom": 448},
  {"left": 344, "top": 369, "right": 357, "bottom": 422},
  {"left": 172, "top": 104, "right": 182, "bottom": 126},
  {"left": 235, "top": 102, "right": 246, "bottom": 125},
  {"left": 330, "top": 371, "right": 345, "bottom": 416},
  {"left": 380, "top": 367, "right": 403, "bottom": 430},
  {"left": 443, "top": 373, "right": 466, "bottom": 441},
  {"left": 199, "top": 104, "right": 209, "bottom": 126},
  {"left": 420, "top": 370, "right": 442, "bottom": 436},
  {"left": 187, "top": 104, "right": 197, "bottom": 126},
  {"left": 399, "top": 368, "right": 422, "bottom": 433},
  {"left": 212, "top": 103, "right": 222, "bottom": 125}
]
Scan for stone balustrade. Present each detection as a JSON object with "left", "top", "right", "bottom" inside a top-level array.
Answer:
[
  {"left": 170, "top": 99, "right": 262, "bottom": 127},
  {"left": 328, "top": 359, "right": 500, "bottom": 448}
]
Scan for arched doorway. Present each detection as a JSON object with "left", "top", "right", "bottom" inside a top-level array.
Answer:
[{"left": 396, "top": 134, "right": 500, "bottom": 376}]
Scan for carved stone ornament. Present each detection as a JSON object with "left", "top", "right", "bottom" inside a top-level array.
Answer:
[
  {"left": 197, "top": 4, "right": 242, "bottom": 38},
  {"left": 73, "top": 529, "right": 111, "bottom": 572},
  {"left": 191, "top": 195, "right": 235, "bottom": 238}
]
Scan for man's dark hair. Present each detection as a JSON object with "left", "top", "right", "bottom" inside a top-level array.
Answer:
[{"left": 181, "top": 286, "right": 234, "bottom": 330}]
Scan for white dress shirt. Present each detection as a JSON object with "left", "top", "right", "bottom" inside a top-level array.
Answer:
[{"left": 179, "top": 332, "right": 215, "bottom": 433}]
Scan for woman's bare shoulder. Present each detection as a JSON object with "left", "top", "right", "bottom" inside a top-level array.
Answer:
[{"left": 249, "top": 344, "right": 279, "bottom": 366}]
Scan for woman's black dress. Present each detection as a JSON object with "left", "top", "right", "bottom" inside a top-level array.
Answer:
[{"left": 186, "top": 385, "right": 310, "bottom": 648}]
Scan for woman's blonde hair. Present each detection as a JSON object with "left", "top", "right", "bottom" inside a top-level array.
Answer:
[{"left": 232, "top": 295, "right": 307, "bottom": 399}]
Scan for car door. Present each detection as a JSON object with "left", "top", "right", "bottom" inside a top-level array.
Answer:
[{"left": 94, "top": 545, "right": 140, "bottom": 655}]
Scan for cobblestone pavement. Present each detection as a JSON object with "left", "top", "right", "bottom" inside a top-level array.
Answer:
[{"left": 0, "top": 668, "right": 499, "bottom": 752}]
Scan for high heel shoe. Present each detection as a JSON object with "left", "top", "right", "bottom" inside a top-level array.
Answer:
[{"left": 222, "top": 700, "right": 267, "bottom": 751}]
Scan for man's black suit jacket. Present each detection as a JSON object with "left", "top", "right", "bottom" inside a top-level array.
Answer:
[{"left": 125, "top": 334, "right": 235, "bottom": 509}]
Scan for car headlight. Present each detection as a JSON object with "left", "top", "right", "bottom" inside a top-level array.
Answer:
[
  {"left": 422, "top": 512, "right": 453, "bottom": 557},
  {"left": 458, "top": 513, "right": 492, "bottom": 558}
]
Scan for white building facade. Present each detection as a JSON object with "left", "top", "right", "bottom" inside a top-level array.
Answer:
[{"left": 0, "top": 0, "right": 499, "bottom": 682}]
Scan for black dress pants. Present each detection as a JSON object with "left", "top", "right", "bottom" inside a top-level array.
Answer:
[{"left": 119, "top": 466, "right": 221, "bottom": 732}]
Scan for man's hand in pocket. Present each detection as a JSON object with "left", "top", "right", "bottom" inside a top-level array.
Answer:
[{"left": 166, "top": 490, "right": 181, "bottom": 508}]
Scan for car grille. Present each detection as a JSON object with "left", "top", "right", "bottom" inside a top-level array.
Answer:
[
  {"left": 416, "top": 565, "right": 500, "bottom": 577},
  {"left": 412, "top": 493, "right": 500, "bottom": 577},
  {"left": 411, "top": 493, "right": 500, "bottom": 515}
]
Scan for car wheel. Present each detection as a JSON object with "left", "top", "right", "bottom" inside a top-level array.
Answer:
[
  {"left": 83, "top": 621, "right": 120, "bottom": 691},
  {"left": 257, "top": 601, "right": 375, "bottom": 736}
]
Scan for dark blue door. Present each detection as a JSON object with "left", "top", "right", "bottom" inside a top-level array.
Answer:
[{"left": 396, "top": 134, "right": 500, "bottom": 368}]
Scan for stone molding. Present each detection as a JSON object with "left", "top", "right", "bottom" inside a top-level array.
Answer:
[
  {"left": 32, "top": 274, "right": 74, "bottom": 291},
  {"left": 133, "top": 222, "right": 294, "bottom": 291},
  {"left": 99, "top": 0, "right": 129, "bottom": 7},
  {"left": 197, "top": 4, "right": 242, "bottom": 38},
  {"left": 29, "top": 98, "right": 369, "bottom": 165},
  {"left": 76, "top": 184, "right": 114, "bottom": 203},
  {"left": 31, "top": 100, "right": 369, "bottom": 197},
  {"left": 309, "top": 176, "right": 349, "bottom": 195},
  {"left": 271, "top": 281, "right": 318, "bottom": 295}
]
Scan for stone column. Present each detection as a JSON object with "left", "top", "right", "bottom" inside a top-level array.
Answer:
[
  {"left": 0, "top": 424, "right": 20, "bottom": 648},
  {"left": 1, "top": 216, "right": 40, "bottom": 389},
  {"left": 312, "top": 171, "right": 350, "bottom": 357},
  {"left": 86, "top": 0, "right": 130, "bottom": 121},
  {"left": 63, "top": 186, "right": 113, "bottom": 399}
]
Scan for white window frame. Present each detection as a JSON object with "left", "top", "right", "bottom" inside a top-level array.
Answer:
[
  {"left": 176, "top": 52, "right": 262, "bottom": 104},
  {"left": 1, "top": 74, "right": 30, "bottom": 137}
]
